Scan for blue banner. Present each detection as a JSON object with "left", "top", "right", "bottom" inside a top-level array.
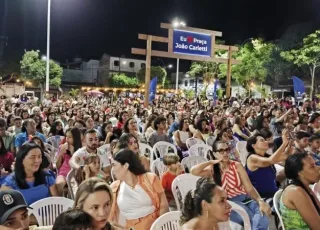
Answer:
[
  {"left": 173, "top": 30, "right": 212, "bottom": 57},
  {"left": 149, "top": 76, "right": 157, "bottom": 102},
  {"left": 292, "top": 76, "right": 305, "bottom": 98},
  {"left": 213, "top": 79, "right": 219, "bottom": 105}
]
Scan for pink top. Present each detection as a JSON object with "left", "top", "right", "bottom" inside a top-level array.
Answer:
[
  {"left": 58, "top": 153, "right": 72, "bottom": 177},
  {"left": 0, "top": 152, "right": 14, "bottom": 172}
]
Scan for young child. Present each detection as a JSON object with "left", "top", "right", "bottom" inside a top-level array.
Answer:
[{"left": 161, "top": 153, "right": 184, "bottom": 208}]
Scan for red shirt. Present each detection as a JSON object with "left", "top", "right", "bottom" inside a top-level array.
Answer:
[
  {"left": 0, "top": 152, "right": 14, "bottom": 172},
  {"left": 161, "top": 171, "right": 183, "bottom": 202}
]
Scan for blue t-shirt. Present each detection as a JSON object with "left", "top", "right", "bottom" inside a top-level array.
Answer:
[
  {"left": 2, "top": 171, "right": 56, "bottom": 205},
  {"left": 14, "top": 132, "right": 47, "bottom": 148}
]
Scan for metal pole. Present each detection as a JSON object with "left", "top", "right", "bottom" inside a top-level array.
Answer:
[
  {"left": 45, "top": 0, "right": 51, "bottom": 92},
  {"left": 175, "top": 58, "right": 179, "bottom": 93}
]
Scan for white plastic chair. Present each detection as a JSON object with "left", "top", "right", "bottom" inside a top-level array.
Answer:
[
  {"left": 29, "top": 197, "right": 74, "bottom": 226},
  {"left": 152, "top": 141, "right": 178, "bottom": 159},
  {"left": 312, "top": 181, "right": 320, "bottom": 200},
  {"left": 151, "top": 158, "right": 168, "bottom": 179},
  {"left": 186, "top": 137, "right": 204, "bottom": 149},
  {"left": 181, "top": 156, "right": 208, "bottom": 172},
  {"left": 206, "top": 136, "right": 216, "bottom": 146},
  {"left": 236, "top": 141, "right": 248, "bottom": 165},
  {"left": 98, "top": 144, "right": 111, "bottom": 154},
  {"left": 188, "top": 143, "right": 212, "bottom": 158},
  {"left": 66, "top": 169, "right": 76, "bottom": 200},
  {"left": 150, "top": 211, "right": 181, "bottom": 230},
  {"left": 44, "top": 143, "right": 57, "bottom": 164},
  {"left": 171, "top": 174, "right": 200, "bottom": 210},
  {"left": 139, "top": 142, "right": 153, "bottom": 157},
  {"left": 273, "top": 189, "right": 286, "bottom": 230},
  {"left": 46, "top": 135, "right": 64, "bottom": 149}
]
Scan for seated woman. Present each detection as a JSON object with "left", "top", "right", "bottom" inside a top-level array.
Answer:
[
  {"left": 215, "top": 128, "right": 240, "bottom": 161},
  {"left": 232, "top": 115, "right": 252, "bottom": 141},
  {"left": 0, "top": 136, "right": 14, "bottom": 179},
  {"left": 246, "top": 130, "right": 292, "bottom": 202},
  {"left": 73, "top": 177, "right": 121, "bottom": 230},
  {"left": 122, "top": 117, "right": 143, "bottom": 141},
  {"left": 55, "top": 128, "right": 82, "bottom": 196},
  {"left": 280, "top": 152, "right": 320, "bottom": 229},
  {"left": 180, "top": 178, "right": 231, "bottom": 230},
  {"left": 53, "top": 209, "right": 93, "bottom": 230},
  {"left": 114, "top": 133, "right": 150, "bottom": 171},
  {"left": 173, "top": 118, "right": 192, "bottom": 157},
  {"left": 109, "top": 149, "right": 169, "bottom": 230},
  {"left": 48, "top": 120, "right": 64, "bottom": 137},
  {"left": 1, "top": 142, "right": 58, "bottom": 205},
  {"left": 193, "top": 118, "right": 212, "bottom": 143},
  {"left": 191, "top": 141, "right": 271, "bottom": 229}
]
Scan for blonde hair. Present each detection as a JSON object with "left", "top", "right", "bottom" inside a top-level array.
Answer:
[
  {"left": 74, "top": 177, "right": 113, "bottom": 209},
  {"left": 163, "top": 153, "right": 179, "bottom": 166},
  {"left": 75, "top": 154, "right": 101, "bottom": 184}
]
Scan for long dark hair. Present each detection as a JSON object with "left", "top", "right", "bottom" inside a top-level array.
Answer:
[
  {"left": 0, "top": 136, "right": 8, "bottom": 155},
  {"left": 66, "top": 128, "right": 82, "bottom": 155},
  {"left": 14, "top": 142, "right": 46, "bottom": 189},
  {"left": 180, "top": 178, "right": 218, "bottom": 224},
  {"left": 123, "top": 117, "right": 135, "bottom": 134},
  {"left": 210, "top": 141, "right": 223, "bottom": 186},
  {"left": 49, "top": 121, "right": 64, "bottom": 136},
  {"left": 114, "top": 149, "right": 146, "bottom": 175},
  {"left": 116, "top": 133, "right": 138, "bottom": 150},
  {"left": 284, "top": 153, "right": 320, "bottom": 214}
]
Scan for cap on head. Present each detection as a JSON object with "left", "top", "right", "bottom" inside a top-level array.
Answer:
[{"left": 0, "top": 190, "right": 28, "bottom": 224}]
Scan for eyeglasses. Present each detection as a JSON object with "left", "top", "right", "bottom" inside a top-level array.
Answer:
[{"left": 216, "top": 148, "right": 230, "bottom": 153}]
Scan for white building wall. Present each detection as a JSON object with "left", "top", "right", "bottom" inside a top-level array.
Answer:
[{"left": 109, "top": 57, "right": 146, "bottom": 73}]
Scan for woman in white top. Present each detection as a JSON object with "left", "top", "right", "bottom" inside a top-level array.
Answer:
[
  {"left": 174, "top": 118, "right": 192, "bottom": 151},
  {"left": 144, "top": 114, "right": 157, "bottom": 142},
  {"left": 109, "top": 149, "right": 169, "bottom": 230}
]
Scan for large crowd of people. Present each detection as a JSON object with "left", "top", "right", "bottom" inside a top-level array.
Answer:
[{"left": 0, "top": 92, "right": 319, "bottom": 229}]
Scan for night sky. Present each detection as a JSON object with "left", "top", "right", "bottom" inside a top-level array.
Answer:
[{"left": 0, "top": 0, "right": 318, "bottom": 69}]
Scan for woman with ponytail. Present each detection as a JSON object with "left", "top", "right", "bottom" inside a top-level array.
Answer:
[
  {"left": 280, "top": 152, "right": 320, "bottom": 229},
  {"left": 180, "top": 178, "right": 231, "bottom": 230},
  {"left": 191, "top": 141, "right": 271, "bottom": 229}
]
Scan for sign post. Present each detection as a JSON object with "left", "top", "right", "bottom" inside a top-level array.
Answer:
[{"left": 132, "top": 23, "right": 240, "bottom": 106}]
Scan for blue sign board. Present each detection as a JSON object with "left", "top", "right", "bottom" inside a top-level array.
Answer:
[{"left": 173, "top": 30, "right": 212, "bottom": 57}]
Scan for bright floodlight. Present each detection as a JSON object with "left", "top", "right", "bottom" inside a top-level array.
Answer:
[
  {"left": 41, "top": 55, "right": 47, "bottom": 61},
  {"left": 180, "top": 21, "right": 186, "bottom": 27},
  {"left": 173, "top": 21, "right": 180, "bottom": 27},
  {"left": 168, "top": 64, "right": 173, "bottom": 68},
  {"left": 122, "top": 61, "right": 127, "bottom": 64}
]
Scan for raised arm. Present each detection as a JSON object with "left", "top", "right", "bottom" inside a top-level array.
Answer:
[{"left": 190, "top": 160, "right": 220, "bottom": 178}]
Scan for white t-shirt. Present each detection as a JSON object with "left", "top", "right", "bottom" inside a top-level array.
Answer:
[
  {"left": 117, "top": 182, "right": 155, "bottom": 220},
  {"left": 73, "top": 147, "right": 111, "bottom": 168}
]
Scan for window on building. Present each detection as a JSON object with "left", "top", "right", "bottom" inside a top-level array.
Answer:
[
  {"left": 190, "top": 79, "right": 195, "bottom": 86},
  {"left": 129, "top": 62, "right": 135, "bottom": 68},
  {"left": 198, "top": 79, "right": 203, "bottom": 85},
  {"left": 141, "top": 63, "right": 146, "bottom": 68},
  {"left": 184, "top": 80, "right": 188, "bottom": 86},
  {"left": 114, "top": 60, "right": 119, "bottom": 66}
]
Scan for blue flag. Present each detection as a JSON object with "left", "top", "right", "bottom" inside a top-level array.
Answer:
[
  {"left": 292, "top": 76, "right": 305, "bottom": 98},
  {"left": 149, "top": 76, "right": 158, "bottom": 102},
  {"left": 213, "top": 79, "right": 219, "bottom": 106}
]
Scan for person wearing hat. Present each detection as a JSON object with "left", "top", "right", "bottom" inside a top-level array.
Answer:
[{"left": 0, "top": 190, "right": 29, "bottom": 229}]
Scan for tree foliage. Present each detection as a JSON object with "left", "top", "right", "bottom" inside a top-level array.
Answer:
[
  {"left": 20, "top": 50, "right": 63, "bottom": 87},
  {"left": 188, "top": 61, "right": 222, "bottom": 86},
  {"left": 281, "top": 30, "right": 320, "bottom": 98},
  {"left": 70, "top": 88, "right": 80, "bottom": 97},
  {"left": 220, "top": 39, "right": 274, "bottom": 86},
  {"left": 109, "top": 74, "right": 139, "bottom": 88},
  {"left": 182, "top": 89, "right": 195, "bottom": 100},
  {"left": 137, "top": 66, "right": 167, "bottom": 86}
]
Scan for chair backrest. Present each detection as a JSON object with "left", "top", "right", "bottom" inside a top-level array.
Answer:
[
  {"left": 206, "top": 136, "right": 216, "bottom": 147},
  {"left": 29, "top": 197, "right": 74, "bottom": 226},
  {"left": 46, "top": 135, "right": 64, "bottom": 149},
  {"left": 66, "top": 169, "right": 76, "bottom": 200},
  {"left": 44, "top": 143, "right": 57, "bottom": 163},
  {"left": 313, "top": 182, "right": 320, "bottom": 200},
  {"left": 181, "top": 156, "right": 208, "bottom": 172},
  {"left": 186, "top": 137, "right": 204, "bottom": 149},
  {"left": 98, "top": 144, "right": 111, "bottom": 154},
  {"left": 150, "top": 211, "right": 181, "bottom": 230},
  {"left": 229, "top": 201, "right": 251, "bottom": 230},
  {"left": 139, "top": 142, "right": 153, "bottom": 157},
  {"left": 273, "top": 189, "right": 286, "bottom": 230},
  {"left": 171, "top": 174, "right": 200, "bottom": 210},
  {"left": 151, "top": 158, "right": 168, "bottom": 179},
  {"left": 236, "top": 141, "right": 248, "bottom": 165},
  {"left": 188, "top": 143, "right": 212, "bottom": 158},
  {"left": 152, "top": 141, "right": 178, "bottom": 159}
]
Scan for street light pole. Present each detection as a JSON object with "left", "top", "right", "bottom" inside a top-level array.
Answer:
[{"left": 45, "top": 0, "right": 51, "bottom": 92}]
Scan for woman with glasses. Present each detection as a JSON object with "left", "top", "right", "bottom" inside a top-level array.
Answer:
[{"left": 191, "top": 141, "right": 271, "bottom": 229}]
